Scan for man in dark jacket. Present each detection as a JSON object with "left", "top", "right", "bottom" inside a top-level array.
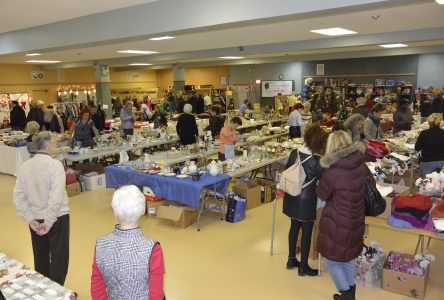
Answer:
[
  {"left": 9, "top": 100, "right": 26, "bottom": 131},
  {"left": 90, "top": 106, "right": 104, "bottom": 132},
  {"left": 351, "top": 97, "right": 371, "bottom": 118},
  {"left": 26, "top": 101, "right": 45, "bottom": 130}
]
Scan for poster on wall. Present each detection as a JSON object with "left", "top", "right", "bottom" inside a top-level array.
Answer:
[
  {"left": 261, "top": 80, "right": 293, "bottom": 97},
  {"left": 0, "top": 93, "right": 31, "bottom": 123}
]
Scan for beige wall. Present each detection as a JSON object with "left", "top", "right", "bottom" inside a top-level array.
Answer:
[
  {"left": 0, "top": 64, "right": 229, "bottom": 104},
  {"left": 155, "top": 66, "right": 229, "bottom": 91},
  {"left": 0, "top": 64, "right": 95, "bottom": 104}
]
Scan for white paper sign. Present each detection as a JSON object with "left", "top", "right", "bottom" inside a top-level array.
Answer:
[{"left": 261, "top": 80, "right": 293, "bottom": 97}]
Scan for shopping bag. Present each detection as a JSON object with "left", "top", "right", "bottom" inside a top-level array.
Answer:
[
  {"left": 226, "top": 195, "right": 246, "bottom": 223},
  {"left": 224, "top": 144, "right": 235, "bottom": 160}
]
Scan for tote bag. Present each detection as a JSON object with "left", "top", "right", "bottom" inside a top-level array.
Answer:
[
  {"left": 279, "top": 151, "right": 313, "bottom": 197},
  {"left": 364, "top": 175, "right": 386, "bottom": 216}
]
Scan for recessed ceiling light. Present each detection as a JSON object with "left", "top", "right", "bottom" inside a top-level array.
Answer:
[
  {"left": 117, "top": 50, "right": 158, "bottom": 54},
  {"left": 26, "top": 60, "right": 61, "bottom": 63},
  {"left": 310, "top": 28, "right": 357, "bottom": 36},
  {"left": 25, "top": 53, "right": 42, "bottom": 56},
  {"left": 435, "top": 0, "right": 444, "bottom": 5},
  {"left": 128, "top": 63, "right": 153, "bottom": 66},
  {"left": 149, "top": 36, "right": 174, "bottom": 41},
  {"left": 379, "top": 43, "right": 408, "bottom": 48},
  {"left": 219, "top": 56, "right": 245, "bottom": 59}
]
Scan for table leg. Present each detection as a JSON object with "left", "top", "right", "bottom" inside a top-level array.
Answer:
[
  {"left": 426, "top": 237, "right": 432, "bottom": 250},
  {"left": 414, "top": 235, "right": 421, "bottom": 255},
  {"left": 364, "top": 224, "right": 369, "bottom": 238},
  {"left": 420, "top": 235, "right": 425, "bottom": 253},
  {"left": 270, "top": 197, "right": 277, "bottom": 256},
  {"left": 197, "top": 190, "right": 206, "bottom": 232},
  {"left": 409, "top": 154, "right": 414, "bottom": 194},
  {"left": 318, "top": 253, "right": 321, "bottom": 276}
]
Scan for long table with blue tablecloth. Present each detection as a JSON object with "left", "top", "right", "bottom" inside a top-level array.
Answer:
[{"left": 105, "top": 165, "right": 231, "bottom": 208}]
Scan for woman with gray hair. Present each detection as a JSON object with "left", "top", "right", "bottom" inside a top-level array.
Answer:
[
  {"left": 91, "top": 185, "right": 165, "bottom": 300},
  {"left": 343, "top": 114, "right": 365, "bottom": 143},
  {"left": 25, "top": 121, "right": 41, "bottom": 156},
  {"left": 176, "top": 103, "right": 198, "bottom": 145}
]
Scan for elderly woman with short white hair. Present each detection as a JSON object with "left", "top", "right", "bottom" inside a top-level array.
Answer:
[
  {"left": 91, "top": 185, "right": 165, "bottom": 300},
  {"left": 176, "top": 103, "right": 198, "bottom": 145}
]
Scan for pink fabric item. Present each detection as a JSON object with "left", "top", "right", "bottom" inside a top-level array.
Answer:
[{"left": 91, "top": 244, "right": 165, "bottom": 300}]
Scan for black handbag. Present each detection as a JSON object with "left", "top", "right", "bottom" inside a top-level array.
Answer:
[{"left": 364, "top": 177, "right": 386, "bottom": 216}]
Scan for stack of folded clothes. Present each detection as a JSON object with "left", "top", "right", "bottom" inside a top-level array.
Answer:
[
  {"left": 388, "top": 194, "right": 435, "bottom": 232},
  {"left": 432, "top": 201, "right": 444, "bottom": 237}
]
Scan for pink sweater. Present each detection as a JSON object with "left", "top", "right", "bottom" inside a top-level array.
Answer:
[{"left": 91, "top": 244, "right": 165, "bottom": 299}]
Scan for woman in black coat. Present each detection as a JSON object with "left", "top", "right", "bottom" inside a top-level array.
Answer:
[
  {"left": 176, "top": 103, "right": 198, "bottom": 145},
  {"left": 283, "top": 124, "right": 328, "bottom": 276}
]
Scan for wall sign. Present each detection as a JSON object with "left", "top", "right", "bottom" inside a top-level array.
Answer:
[
  {"left": 127, "top": 72, "right": 140, "bottom": 80},
  {"left": 316, "top": 64, "right": 325, "bottom": 75},
  {"left": 261, "top": 80, "right": 293, "bottom": 97}
]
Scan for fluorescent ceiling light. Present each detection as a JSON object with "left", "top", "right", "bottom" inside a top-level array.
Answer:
[
  {"left": 219, "top": 56, "right": 245, "bottom": 59},
  {"left": 379, "top": 43, "right": 408, "bottom": 48},
  {"left": 435, "top": 0, "right": 444, "bottom": 4},
  {"left": 310, "top": 28, "right": 357, "bottom": 36},
  {"left": 128, "top": 63, "right": 152, "bottom": 66},
  {"left": 149, "top": 36, "right": 174, "bottom": 41},
  {"left": 25, "top": 53, "right": 42, "bottom": 56},
  {"left": 117, "top": 50, "right": 158, "bottom": 54},
  {"left": 26, "top": 60, "right": 61, "bottom": 63}
]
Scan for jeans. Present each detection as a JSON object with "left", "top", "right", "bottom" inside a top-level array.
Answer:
[
  {"left": 218, "top": 152, "right": 226, "bottom": 161},
  {"left": 419, "top": 160, "right": 444, "bottom": 178},
  {"left": 326, "top": 259, "right": 355, "bottom": 292}
]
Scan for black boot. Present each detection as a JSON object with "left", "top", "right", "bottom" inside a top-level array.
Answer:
[
  {"left": 350, "top": 285, "right": 356, "bottom": 300},
  {"left": 333, "top": 289, "right": 354, "bottom": 300},
  {"left": 286, "top": 257, "right": 299, "bottom": 269},
  {"left": 298, "top": 265, "right": 318, "bottom": 277}
]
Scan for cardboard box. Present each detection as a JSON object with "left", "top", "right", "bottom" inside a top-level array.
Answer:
[
  {"left": 73, "top": 162, "right": 104, "bottom": 175},
  {"left": 80, "top": 174, "right": 106, "bottom": 191},
  {"left": 382, "top": 252, "right": 429, "bottom": 299},
  {"left": 157, "top": 201, "right": 198, "bottom": 229},
  {"left": 252, "top": 178, "right": 277, "bottom": 203},
  {"left": 147, "top": 200, "right": 166, "bottom": 217},
  {"left": 378, "top": 183, "right": 410, "bottom": 219},
  {"left": 66, "top": 182, "right": 81, "bottom": 197},
  {"left": 233, "top": 181, "right": 261, "bottom": 210}
]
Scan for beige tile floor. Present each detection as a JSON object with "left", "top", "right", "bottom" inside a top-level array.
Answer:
[{"left": 1, "top": 173, "right": 443, "bottom": 300}]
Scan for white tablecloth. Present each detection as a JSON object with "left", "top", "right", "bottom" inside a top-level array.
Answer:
[{"left": 0, "top": 145, "right": 30, "bottom": 176}]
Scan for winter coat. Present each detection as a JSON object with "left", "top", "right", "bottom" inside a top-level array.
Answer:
[
  {"left": 316, "top": 142, "right": 366, "bottom": 262},
  {"left": 283, "top": 147, "right": 323, "bottom": 221},
  {"left": 10, "top": 106, "right": 26, "bottom": 130},
  {"left": 26, "top": 107, "right": 44, "bottom": 130},
  {"left": 393, "top": 109, "right": 413, "bottom": 134},
  {"left": 364, "top": 114, "right": 383, "bottom": 140}
]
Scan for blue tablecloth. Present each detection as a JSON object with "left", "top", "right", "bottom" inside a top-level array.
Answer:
[{"left": 105, "top": 165, "right": 231, "bottom": 208}]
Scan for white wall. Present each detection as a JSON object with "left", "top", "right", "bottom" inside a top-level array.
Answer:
[{"left": 418, "top": 54, "right": 444, "bottom": 89}]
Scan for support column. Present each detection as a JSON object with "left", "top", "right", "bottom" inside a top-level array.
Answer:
[
  {"left": 172, "top": 64, "right": 185, "bottom": 93},
  {"left": 94, "top": 63, "right": 112, "bottom": 118}
]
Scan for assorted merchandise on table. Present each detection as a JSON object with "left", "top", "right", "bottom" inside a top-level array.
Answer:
[{"left": 0, "top": 252, "right": 76, "bottom": 300}]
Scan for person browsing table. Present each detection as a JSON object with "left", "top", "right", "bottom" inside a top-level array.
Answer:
[
  {"left": 69, "top": 109, "right": 99, "bottom": 147},
  {"left": 218, "top": 117, "right": 242, "bottom": 161},
  {"left": 287, "top": 103, "right": 305, "bottom": 139}
]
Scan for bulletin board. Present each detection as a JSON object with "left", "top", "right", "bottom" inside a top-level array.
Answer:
[{"left": 261, "top": 80, "right": 293, "bottom": 97}]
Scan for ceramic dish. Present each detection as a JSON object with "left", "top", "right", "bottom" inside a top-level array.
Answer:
[
  {"left": 164, "top": 173, "right": 176, "bottom": 177},
  {"left": 176, "top": 174, "right": 189, "bottom": 179}
]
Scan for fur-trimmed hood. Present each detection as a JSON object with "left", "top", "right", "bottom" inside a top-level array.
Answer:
[{"left": 320, "top": 142, "right": 366, "bottom": 169}]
